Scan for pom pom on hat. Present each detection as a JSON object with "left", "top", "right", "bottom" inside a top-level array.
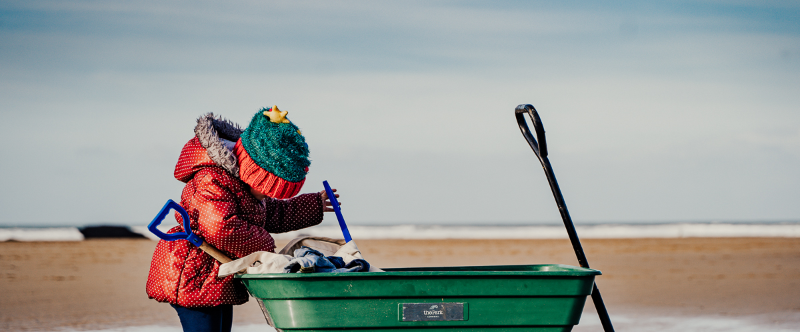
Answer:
[{"left": 235, "top": 106, "right": 310, "bottom": 199}]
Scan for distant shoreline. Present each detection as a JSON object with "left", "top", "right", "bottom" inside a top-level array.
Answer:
[{"left": 3, "top": 222, "right": 800, "bottom": 242}]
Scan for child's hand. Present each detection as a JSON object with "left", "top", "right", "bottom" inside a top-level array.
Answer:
[{"left": 320, "top": 188, "right": 340, "bottom": 212}]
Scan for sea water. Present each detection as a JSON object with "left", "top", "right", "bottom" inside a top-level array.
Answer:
[{"left": 3, "top": 222, "right": 800, "bottom": 242}]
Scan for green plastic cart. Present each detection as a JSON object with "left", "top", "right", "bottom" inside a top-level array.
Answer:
[{"left": 238, "top": 264, "right": 600, "bottom": 331}]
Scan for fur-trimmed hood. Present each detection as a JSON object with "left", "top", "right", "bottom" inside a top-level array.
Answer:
[
  {"left": 194, "top": 113, "right": 243, "bottom": 176},
  {"left": 173, "top": 113, "right": 243, "bottom": 183}
]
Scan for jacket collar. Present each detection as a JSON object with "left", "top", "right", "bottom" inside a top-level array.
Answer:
[{"left": 194, "top": 113, "right": 243, "bottom": 177}]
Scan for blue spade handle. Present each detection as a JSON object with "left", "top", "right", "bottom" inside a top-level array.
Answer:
[
  {"left": 148, "top": 199, "right": 203, "bottom": 247},
  {"left": 323, "top": 180, "right": 352, "bottom": 242}
]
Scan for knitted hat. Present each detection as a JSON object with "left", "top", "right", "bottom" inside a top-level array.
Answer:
[{"left": 234, "top": 105, "right": 311, "bottom": 199}]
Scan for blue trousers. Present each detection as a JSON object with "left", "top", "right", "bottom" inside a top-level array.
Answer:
[{"left": 171, "top": 304, "right": 233, "bottom": 332}]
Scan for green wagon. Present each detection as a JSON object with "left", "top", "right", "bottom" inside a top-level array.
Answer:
[{"left": 238, "top": 264, "right": 600, "bottom": 331}]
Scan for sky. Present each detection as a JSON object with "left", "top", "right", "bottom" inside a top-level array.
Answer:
[{"left": 0, "top": 1, "right": 798, "bottom": 226}]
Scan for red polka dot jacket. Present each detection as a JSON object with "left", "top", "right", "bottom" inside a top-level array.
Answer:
[{"left": 146, "top": 114, "right": 323, "bottom": 307}]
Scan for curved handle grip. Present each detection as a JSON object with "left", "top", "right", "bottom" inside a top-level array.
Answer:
[
  {"left": 515, "top": 104, "right": 548, "bottom": 159},
  {"left": 323, "top": 180, "right": 352, "bottom": 242},
  {"left": 147, "top": 199, "right": 203, "bottom": 247}
]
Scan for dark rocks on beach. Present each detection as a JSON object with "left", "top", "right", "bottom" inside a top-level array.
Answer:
[{"left": 79, "top": 226, "right": 147, "bottom": 239}]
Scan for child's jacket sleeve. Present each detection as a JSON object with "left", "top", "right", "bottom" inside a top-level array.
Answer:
[{"left": 262, "top": 193, "right": 324, "bottom": 234}]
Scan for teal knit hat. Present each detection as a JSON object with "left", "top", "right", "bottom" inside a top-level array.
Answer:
[{"left": 234, "top": 106, "right": 310, "bottom": 198}]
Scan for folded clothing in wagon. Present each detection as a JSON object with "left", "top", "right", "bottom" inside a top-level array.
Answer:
[
  {"left": 285, "top": 246, "right": 370, "bottom": 273},
  {"left": 218, "top": 236, "right": 383, "bottom": 277}
]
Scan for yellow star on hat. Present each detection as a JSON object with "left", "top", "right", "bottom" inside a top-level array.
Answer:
[{"left": 263, "top": 105, "right": 291, "bottom": 124}]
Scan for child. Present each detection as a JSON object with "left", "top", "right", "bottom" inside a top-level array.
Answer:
[{"left": 146, "top": 107, "right": 337, "bottom": 332}]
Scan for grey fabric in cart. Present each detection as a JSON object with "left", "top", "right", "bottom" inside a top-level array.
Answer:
[{"left": 218, "top": 236, "right": 384, "bottom": 277}]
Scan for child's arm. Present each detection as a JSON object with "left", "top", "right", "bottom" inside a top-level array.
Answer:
[{"left": 261, "top": 192, "right": 325, "bottom": 233}]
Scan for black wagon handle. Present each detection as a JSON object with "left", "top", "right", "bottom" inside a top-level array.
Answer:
[
  {"left": 515, "top": 104, "right": 615, "bottom": 332},
  {"left": 515, "top": 104, "right": 548, "bottom": 159}
]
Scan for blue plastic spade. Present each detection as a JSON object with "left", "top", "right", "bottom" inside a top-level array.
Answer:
[
  {"left": 323, "top": 180, "right": 352, "bottom": 242},
  {"left": 148, "top": 199, "right": 203, "bottom": 246},
  {"left": 147, "top": 199, "right": 232, "bottom": 263}
]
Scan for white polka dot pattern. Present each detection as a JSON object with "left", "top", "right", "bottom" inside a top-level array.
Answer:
[{"left": 146, "top": 136, "right": 324, "bottom": 308}]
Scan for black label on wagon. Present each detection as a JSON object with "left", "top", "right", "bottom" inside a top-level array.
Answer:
[{"left": 401, "top": 303, "right": 465, "bottom": 321}]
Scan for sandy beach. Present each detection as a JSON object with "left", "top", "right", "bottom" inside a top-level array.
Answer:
[{"left": 1, "top": 237, "right": 799, "bottom": 331}]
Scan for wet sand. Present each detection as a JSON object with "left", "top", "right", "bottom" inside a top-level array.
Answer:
[{"left": 1, "top": 238, "right": 799, "bottom": 330}]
